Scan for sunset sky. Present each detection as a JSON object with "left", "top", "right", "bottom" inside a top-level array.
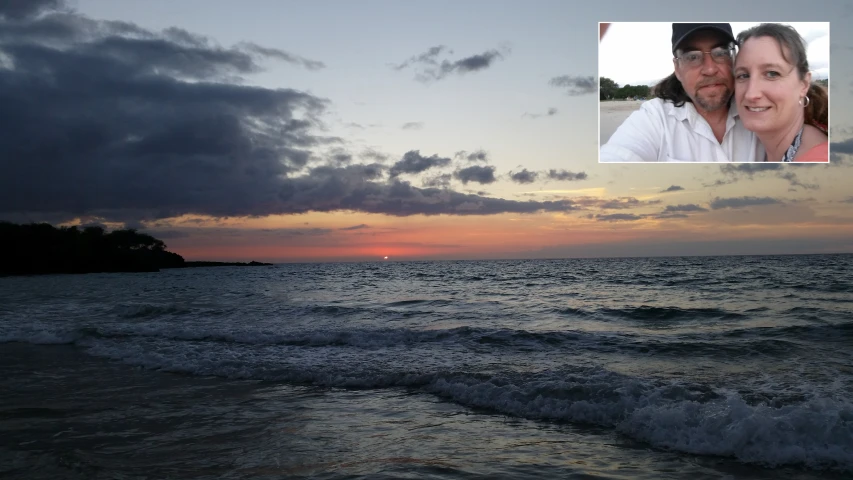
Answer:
[{"left": 1, "top": 0, "right": 851, "bottom": 262}]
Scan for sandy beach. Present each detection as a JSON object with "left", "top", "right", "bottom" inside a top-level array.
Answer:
[{"left": 599, "top": 100, "right": 643, "bottom": 145}]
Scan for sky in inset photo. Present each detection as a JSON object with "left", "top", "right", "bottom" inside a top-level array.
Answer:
[
  {"left": 1, "top": 0, "right": 851, "bottom": 261},
  {"left": 600, "top": 22, "right": 830, "bottom": 87}
]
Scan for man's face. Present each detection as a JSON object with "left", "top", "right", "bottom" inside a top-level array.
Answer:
[{"left": 673, "top": 30, "right": 735, "bottom": 113}]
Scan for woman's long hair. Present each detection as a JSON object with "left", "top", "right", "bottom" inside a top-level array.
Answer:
[
  {"left": 737, "top": 23, "right": 828, "bottom": 133},
  {"left": 805, "top": 82, "right": 828, "bottom": 133}
]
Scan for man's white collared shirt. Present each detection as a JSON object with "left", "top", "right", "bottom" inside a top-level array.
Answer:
[{"left": 600, "top": 98, "right": 764, "bottom": 162}]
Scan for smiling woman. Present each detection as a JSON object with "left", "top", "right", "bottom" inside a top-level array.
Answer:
[{"left": 734, "top": 23, "right": 829, "bottom": 162}]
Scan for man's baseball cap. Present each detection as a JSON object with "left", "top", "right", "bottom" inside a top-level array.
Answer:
[{"left": 671, "top": 23, "right": 735, "bottom": 54}]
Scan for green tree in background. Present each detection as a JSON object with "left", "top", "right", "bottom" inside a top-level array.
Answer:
[
  {"left": 600, "top": 78, "right": 650, "bottom": 101},
  {"left": 615, "top": 84, "right": 650, "bottom": 99},
  {"left": 600, "top": 77, "right": 618, "bottom": 100}
]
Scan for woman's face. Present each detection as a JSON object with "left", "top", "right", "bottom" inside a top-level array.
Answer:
[{"left": 734, "top": 36, "right": 810, "bottom": 135}]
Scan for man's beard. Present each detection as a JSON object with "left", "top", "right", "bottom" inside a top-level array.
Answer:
[{"left": 693, "top": 84, "right": 732, "bottom": 112}]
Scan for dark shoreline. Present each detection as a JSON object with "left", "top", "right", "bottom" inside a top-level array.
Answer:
[
  {"left": 0, "top": 220, "right": 273, "bottom": 277},
  {"left": 0, "top": 261, "right": 274, "bottom": 277}
]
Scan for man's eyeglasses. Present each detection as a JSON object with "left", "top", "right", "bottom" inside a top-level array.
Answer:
[{"left": 675, "top": 46, "right": 735, "bottom": 69}]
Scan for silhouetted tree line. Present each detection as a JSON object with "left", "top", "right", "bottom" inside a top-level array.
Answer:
[{"left": 0, "top": 222, "right": 185, "bottom": 275}]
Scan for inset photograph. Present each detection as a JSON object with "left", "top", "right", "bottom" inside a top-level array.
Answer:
[{"left": 598, "top": 22, "right": 830, "bottom": 163}]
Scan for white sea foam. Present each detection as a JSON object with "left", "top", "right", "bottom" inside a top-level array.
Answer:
[
  {"left": 620, "top": 394, "right": 853, "bottom": 470},
  {"left": 427, "top": 373, "right": 853, "bottom": 472}
]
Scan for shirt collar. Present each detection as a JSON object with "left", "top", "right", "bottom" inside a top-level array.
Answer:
[{"left": 665, "top": 97, "right": 738, "bottom": 131}]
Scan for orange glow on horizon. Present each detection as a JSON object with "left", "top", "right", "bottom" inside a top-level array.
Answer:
[{"left": 125, "top": 206, "right": 853, "bottom": 262}]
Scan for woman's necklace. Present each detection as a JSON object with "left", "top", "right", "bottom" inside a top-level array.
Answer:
[{"left": 767, "top": 126, "right": 804, "bottom": 162}]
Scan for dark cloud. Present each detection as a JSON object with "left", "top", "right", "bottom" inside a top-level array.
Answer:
[
  {"left": 401, "top": 122, "right": 424, "bottom": 130},
  {"left": 509, "top": 169, "right": 538, "bottom": 184},
  {"left": 841, "top": 197, "right": 853, "bottom": 204},
  {"left": 719, "top": 164, "right": 782, "bottom": 177},
  {"left": 395, "top": 46, "right": 508, "bottom": 82},
  {"left": 389, "top": 151, "right": 451, "bottom": 177},
  {"left": 595, "top": 213, "right": 644, "bottom": 222},
  {"left": 0, "top": 13, "right": 323, "bottom": 80},
  {"left": 455, "top": 165, "right": 497, "bottom": 185},
  {"left": 715, "top": 163, "right": 822, "bottom": 190},
  {"left": 547, "top": 169, "right": 588, "bottom": 181},
  {"left": 454, "top": 150, "right": 489, "bottom": 162},
  {"left": 523, "top": 107, "right": 558, "bottom": 119},
  {"left": 278, "top": 176, "right": 575, "bottom": 216},
  {"left": 652, "top": 212, "right": 688, "bottom": 219},
  {"left": 239, "top": 42, "right": 326, "bottom": 70},
  {"left": 340, "top": 224, "right": 369, "bottom": 231},
  {"left": 831, "top": 138, "right": 853, "bottom": 155},
  {"left": 0, "top": 11, "right": 584, "bottom": 222},
  {"left": 664, "top": 204, "right": 708, "bottom": 213},
  {"left": 162, "top": 27, "right": 211, "bottom": 47},
  {"left": 158, "top": 226, "right": 334, "bottom": 238},
  {"left": 0, "top": 10, "right": 341, "bottom": 222},
  {"left": 0, "top": 0, "right": 63, "bottom": 19},
  {"left": 829, "top": 152, "right": 852, "bottom": 166},
  {"left": 600, "top": 197, "right": 640, "bottom": 210},
  {"left": 777, "top": 171, "right": 818, "bottom": 190},
  {"left": 703, "top": 178, "right": 736, "bottom": 187},
  {"left": 261, "top": 227, "right": 334, "bottom": 237},
  {"left": 549, "top": 75, "right": 597, "bottom": 96},
  {"left": 709, "top": 196, "right": 782, "bottom": 210},
  {"left": 444, "top": 50, "right": 504, "bottom": 75},
  {"left": 422, "top": 173, "right": 452, "bottom": 188},
  {"left": 47, "top": 161, "right": 585, "bottom": 218},
  {"left": 660, "top": 185, "right": 684, "bottom": 193},
  {"left": 391, "top": 45, "right": 450, "bottom": 70},
  {"left": 329, "top": 149, "right": 352, "bottom": 165},
  {"left": 571, "top": 196, "right": 659, "bottom": 211},
  {"left": 359, "top": 149, "right": 389, "bottom": 163}
]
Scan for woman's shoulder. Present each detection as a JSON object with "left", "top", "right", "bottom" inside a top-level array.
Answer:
[
  {"left": 794, "top": 126, "right": 828, "bottom": 163},
  {"left": 794, "top": 141, "right": 828, "bottom": 163}
]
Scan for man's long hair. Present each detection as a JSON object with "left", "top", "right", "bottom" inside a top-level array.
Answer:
[{"left": 651, "top": 73, "right": 692, "bottom": 107}]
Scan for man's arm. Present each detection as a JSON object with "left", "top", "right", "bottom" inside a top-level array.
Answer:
[{"left": 600, "top": 102, "right": 664, "bottom": 162}]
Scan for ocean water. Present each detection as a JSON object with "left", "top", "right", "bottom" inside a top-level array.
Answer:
[{"left": 1, "top": 254, "right": 852, "bottom": 479}]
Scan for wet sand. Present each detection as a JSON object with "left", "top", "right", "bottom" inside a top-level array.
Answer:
[{"left": 599, "top": 100, "right": 643, "bottom": 145}]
